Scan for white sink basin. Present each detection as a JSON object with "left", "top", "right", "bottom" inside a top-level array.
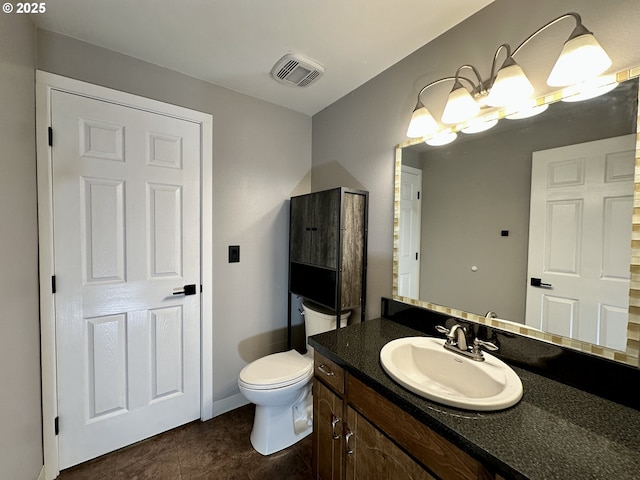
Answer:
[{"left": 380, "top": 337, "right": 523, "bottom": 411}]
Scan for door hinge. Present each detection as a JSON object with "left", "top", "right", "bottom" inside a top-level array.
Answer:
[
  {"left": 417, "top": 191, "right": 420, "bottom": 200},
  {"left": 54, "top": 417, "right": 59, "bottom": 436},
  {"left": 415, "top": 252, "right": 419, "bottom": 260},
  {"left": 48, "top": 127, "right": 53, "bottom": 147},
  {"left": 51, "top": 275, "right": 56, "bottom": 294}
]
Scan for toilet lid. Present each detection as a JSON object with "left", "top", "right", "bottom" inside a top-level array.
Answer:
[{"left": 238, "top": 349, "right": 313, "bottom": 390}]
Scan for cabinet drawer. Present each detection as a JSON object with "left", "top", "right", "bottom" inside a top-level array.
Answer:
[{"left": 314, "top": 351, "right": 345, "bottom": 395}]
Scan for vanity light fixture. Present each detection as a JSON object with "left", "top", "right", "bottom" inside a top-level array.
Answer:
[{"left": 406, "top": 12, "right": 612, "bottom": 144}]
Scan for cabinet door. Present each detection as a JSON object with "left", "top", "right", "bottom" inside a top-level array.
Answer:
[
  {"left": 340, "top": 192, "right": 366, "bottom": 308},
  {"left": 310, "top": 189, "right": 340, "bottom": 268},
  {"left": 313, "top": 379, "right": 344, "bottom": 480},
  {"left": 290, "top": 194, "right": 314, "bottom": 264},
  {"left": 345, "top": 407, "right": 435, "bottom": 480}
]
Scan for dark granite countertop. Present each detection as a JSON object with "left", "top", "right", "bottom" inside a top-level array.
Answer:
[{"left": 308, "top": 318, "right": 640, "bottom": 480}]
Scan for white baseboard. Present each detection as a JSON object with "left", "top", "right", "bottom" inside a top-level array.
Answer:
[
  {"left": 37, "top": 465, "right": 46, "bottom": 480},
  {"left": 212, "top": 393, "right": 250, "bottom": 418}
]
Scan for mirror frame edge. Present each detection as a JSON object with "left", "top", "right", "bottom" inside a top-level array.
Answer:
[{"left": 393, "top": 65, "right": 640, "bottom": 368}]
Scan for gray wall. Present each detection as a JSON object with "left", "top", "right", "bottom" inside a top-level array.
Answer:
[
  {"left": 36, "top": 30, "right": 312, "bottom": 409},
  {"left": 0, "top": 13, "right": 42, "bottom": 480},
  {"left": 312, "top": 0, "right": 640, "bottom": 320}
]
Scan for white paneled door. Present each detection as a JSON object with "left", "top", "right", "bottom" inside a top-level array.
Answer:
[
  {"left": 51, "top": 91, "right": 202, "bottom": 468},
  {"left": 398, "top": 165, "right": 422, "bottom": 298},
  {"left": 526, "top": 134, "right": 635, "bottom": 351}
]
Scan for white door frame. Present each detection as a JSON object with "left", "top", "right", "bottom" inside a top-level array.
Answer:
[{"left": 36, "top": 71, "right": 213, "bottom": 480}]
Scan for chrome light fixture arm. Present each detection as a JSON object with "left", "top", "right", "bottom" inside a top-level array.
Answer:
[
  {"left": 452, "top": 64, "right": 487, "bottom": 96},
  {"left": 413, "top": 75, "right": 475, "bottom": 108},
  {"left": 512, "top": 12, "right": 582, "bottom": 57},
  {"left": 488, "top": 43, "right": 512, "bottom": 88}
]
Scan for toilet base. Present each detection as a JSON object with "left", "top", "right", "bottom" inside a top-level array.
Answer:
[{"left": 250, "top": 384, "right": 312, "bottom": 455}]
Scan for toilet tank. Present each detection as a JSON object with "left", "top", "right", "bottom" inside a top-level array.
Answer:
[{"left": 303, "top": 301, "right": 350, "bottom": 355}]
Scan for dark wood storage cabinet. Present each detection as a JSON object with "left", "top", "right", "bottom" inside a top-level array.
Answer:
[
  {"left": 288, "top": 187, "right": 368, "bottom": 324},
  {"left": 290, "top": 190, "right": 340, "bottom": 268}
]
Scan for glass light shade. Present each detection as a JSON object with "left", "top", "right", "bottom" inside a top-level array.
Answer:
[
  {"left": 406, "top": 105, "right": 438, "bottom": 138},
  {"left": 441, "top": 85, "right": 479, "bottom": 124},
  {"left": 547, "top": 32, "right": 612, "bottom": 87},
  {"left": 461, "top": 117, "right": 499, "bottom": 134},
  {"left": 505, "top": 103, "right": 549, "bottom": 120},
  {"left": 562, "top": 75, "right": 618, "bottom": 102},
  {"left": 425, "top": 130, "right": 457, "bottom": 146},
  {"left": 486, "top": 61, "right": 534, "bottom": 107}
]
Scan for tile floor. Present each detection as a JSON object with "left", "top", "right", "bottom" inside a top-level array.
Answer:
[{"left": 57, "top": 404, "right": 314, "bottom": 479}]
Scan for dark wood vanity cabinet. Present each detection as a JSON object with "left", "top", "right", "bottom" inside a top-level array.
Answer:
[
  {"left": 313, "top": 351, "right": 497, "bottom": 480},
  {"left": 289, "top": 187, "right": 368, "bottom": 315}
]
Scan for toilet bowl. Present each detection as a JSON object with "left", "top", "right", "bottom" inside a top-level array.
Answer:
[{"left": 238, "top": 301, "right": 350, "bottom": 455}]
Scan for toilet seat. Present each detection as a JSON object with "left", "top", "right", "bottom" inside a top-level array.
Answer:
[{"left": 239, "top": 349, "right": 313, "bottom": 390}]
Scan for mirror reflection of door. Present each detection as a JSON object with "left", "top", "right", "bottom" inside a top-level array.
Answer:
[
  {"left": 398, "top": 165, "right": 422, "bottom": 298},
  {"left": 526, "top": 134, "right": 635, "bottom": 350}
]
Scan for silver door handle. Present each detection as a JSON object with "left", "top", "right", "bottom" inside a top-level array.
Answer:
[
  {"left": 345, "top": 429, "right": 354, "bottom": 455},
  {"left": 331, "top": 414, "right": 341, "bottom": 440},
  {"left": 317, "top": 364, "right": 335, "bottom": 377},
  {"left": 173, "top": 284, "right": 197, "bottom": 296}
]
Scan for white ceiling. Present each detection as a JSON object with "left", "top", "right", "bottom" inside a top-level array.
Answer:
[{"left": 32, "top": 0, "right": 494, "bottom": 115}]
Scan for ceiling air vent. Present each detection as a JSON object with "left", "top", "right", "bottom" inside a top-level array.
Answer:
[{"left": 271, "top": 53, "right": 324, "bottom": 88}]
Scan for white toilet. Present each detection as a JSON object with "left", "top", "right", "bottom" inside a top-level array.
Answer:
[{"left": 238, "top": 301, "right": 350, "bottom": 455}]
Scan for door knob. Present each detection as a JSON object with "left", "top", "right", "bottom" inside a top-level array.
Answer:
[{"left": 173, "top": 284, "right": 197, "bottom": 296}]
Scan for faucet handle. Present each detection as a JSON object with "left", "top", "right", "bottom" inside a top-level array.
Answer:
[
  {"left": 472, "top": 337, "right": 499, "bottom": 355},
  {"left": 435, "top": 325, "right": 450, "bottom": 335},
  {"left": 435, "top": 325, "right": 457, "bottom": 345}
]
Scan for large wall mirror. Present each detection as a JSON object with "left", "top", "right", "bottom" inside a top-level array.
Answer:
[{"left": 393, "top": 66, "right": 640, "bottom": 367}]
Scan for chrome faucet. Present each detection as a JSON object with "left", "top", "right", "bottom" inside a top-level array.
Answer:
[
  {"left": 436, "top": 322, "right": 499, "bottom": 362},
  {"left": 448, "top": 324, "right": 468, "bottom": 351}
]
